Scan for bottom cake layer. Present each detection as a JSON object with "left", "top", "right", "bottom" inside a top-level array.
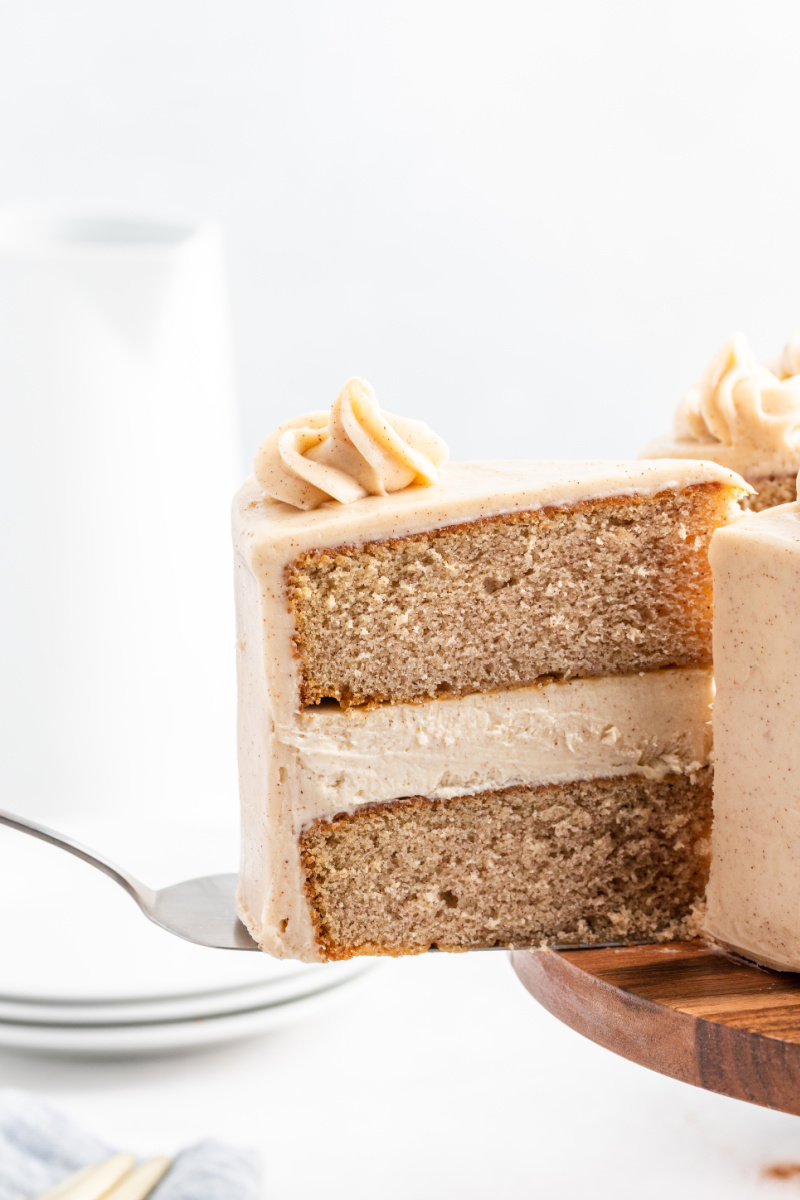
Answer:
[{"left": 300, "top": 771, "right": 712, "bottom": 960}]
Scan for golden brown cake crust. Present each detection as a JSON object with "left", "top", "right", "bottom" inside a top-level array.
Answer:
[
  {"left": 300, "top": 772, "right": 712, "bottom": 961},
  {"left": 288, "top": 482, "right": 737, "bottom": 707}
]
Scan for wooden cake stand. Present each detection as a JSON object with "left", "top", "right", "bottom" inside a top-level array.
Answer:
[{"left": 511, "top": 941, "right": 800, "bottom": 1116}]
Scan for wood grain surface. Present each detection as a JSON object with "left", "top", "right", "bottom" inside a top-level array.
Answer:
[{"left": 511, "top": 941, "right": 800, "bottom": 1115}]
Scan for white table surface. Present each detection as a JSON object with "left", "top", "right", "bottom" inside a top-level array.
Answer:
[{"left": 6, "top": 949, "right": 800, "bottom": 1200}]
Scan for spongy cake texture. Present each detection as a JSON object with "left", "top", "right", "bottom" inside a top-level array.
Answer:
[
  {"left": 300, "top": 772, "right": 712, "bottom": 959},
  {"left": 744, "top": 475, "right": 797, "bottom": 512},
  {"left": 289, "top": 483, "right": 737, "bottom": 707}
]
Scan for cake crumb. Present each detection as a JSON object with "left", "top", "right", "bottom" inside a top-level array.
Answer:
[{"left": 762, "top": 1163, "right": 800, "bottom": 1182}]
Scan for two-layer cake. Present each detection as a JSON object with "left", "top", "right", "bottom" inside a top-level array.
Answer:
[{"left": 234, "top": 379, "right": 748, "bottom": 961}]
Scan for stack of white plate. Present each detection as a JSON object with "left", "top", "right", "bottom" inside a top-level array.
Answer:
[{"left": 0, "top": 816, "right": 375, "bottom": 1057}]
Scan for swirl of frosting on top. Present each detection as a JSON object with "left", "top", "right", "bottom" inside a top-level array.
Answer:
[
  {"left": 254, "top": 377, "right": 449, "bottom": 511},
  {"left": 674, "top": 333, "right": 800, "bottom": 453}
]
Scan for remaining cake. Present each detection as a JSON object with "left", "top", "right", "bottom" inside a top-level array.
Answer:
[
  {"left": 704, "top": 487, "right": 800, "bottom": 970},
  {"left": 234, "top": 378, "right": 749, "bottom": 961},
  {"left": 641, "top": 333, "right": 800, "bottom": 511}
]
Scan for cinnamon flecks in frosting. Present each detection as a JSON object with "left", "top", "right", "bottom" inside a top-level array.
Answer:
[
  {"left": 673, "top": 334, "right": 800, "bottom": 454},
  {"left": 704, "top": 502, "right": 800, "bottom": 970},
  {"left": 254, "top": 377, "right": 449, "bottom": 511}
]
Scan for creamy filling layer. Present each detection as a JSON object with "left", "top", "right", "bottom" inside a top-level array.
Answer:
[{"left": 279, "top": 668, "right": 713, "bottom": 829}]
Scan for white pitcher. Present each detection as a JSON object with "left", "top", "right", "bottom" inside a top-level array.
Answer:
[{"left": 0, "top": 211, "right": 241, "bottom": 824}]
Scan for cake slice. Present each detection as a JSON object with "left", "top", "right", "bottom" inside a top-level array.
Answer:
[
  {"left": 642, "top": 333, "right": 800, "bottom": 511},
  {"left": 235, "top": 379, "right": 749, "bottom": 961}
]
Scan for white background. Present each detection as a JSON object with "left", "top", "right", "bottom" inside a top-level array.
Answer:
[
  {"left": 2, "top": 3, "right": 800, "bottom": 1197},
  {"left": 4, "top": 0, "right": 800, "bottom": 466}
]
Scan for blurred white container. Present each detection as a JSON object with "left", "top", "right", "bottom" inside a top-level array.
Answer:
[{"left": 0, "top": 211, "right": 241, "bottom": 824}]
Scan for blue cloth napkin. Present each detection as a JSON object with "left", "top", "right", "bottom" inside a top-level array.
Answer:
[{"left": 0, "top": 1090, "right": 262, "bottom": 1199}]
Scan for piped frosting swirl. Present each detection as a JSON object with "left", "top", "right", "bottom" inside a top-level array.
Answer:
[
  {"left": 673, "top": 333, "right": 800, "bottom": 455},
  {"left": 254, "top": 378, "right": 449, "bottom": 511}
]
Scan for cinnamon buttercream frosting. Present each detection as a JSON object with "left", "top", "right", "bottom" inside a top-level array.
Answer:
[
  {"left": 254, "top": 377, "right": 449, "bottom": 510},
  {"left": 641, "top": 334, "right": 800, "bottom": 479},
  {"left": 705, "top": 501, "right": 800, "bottom": 970}
]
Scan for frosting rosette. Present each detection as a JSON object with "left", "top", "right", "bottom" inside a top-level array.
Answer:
[
  {"left": 254, "top": 377, "right": 449, "bottom": 510},
  {"left": 674, "top": 333, "right": 800, "bottom": 454}
]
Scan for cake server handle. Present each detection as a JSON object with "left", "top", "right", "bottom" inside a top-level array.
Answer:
[
  {"left": 0, "top": 805, "right": 256, "bottom": 949},
  {"left": 0, "top": 805, "right": 155, "bottom": 909}
]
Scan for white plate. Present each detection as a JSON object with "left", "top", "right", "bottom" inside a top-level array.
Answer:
[
  {"left": 0, "top": 817, "right": 322, "bottom": 1003},
  {"left": 0, "top": 958, "right": 369, "bottom": 1025},
  {"left": 0, "top": 969, "right": 376, "bottom": 1058}
]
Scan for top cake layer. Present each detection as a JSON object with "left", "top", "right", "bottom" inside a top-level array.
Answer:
[{"left": 234, "top": 459, "right": 748, "bottom": 718}]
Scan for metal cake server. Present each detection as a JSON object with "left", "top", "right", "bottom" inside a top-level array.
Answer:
[{"left": 0, "top": 806, "right": 259, "bottom": 950}]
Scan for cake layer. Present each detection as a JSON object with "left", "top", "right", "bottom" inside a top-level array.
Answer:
[
  {"left": 234, "top": 458, "right": 747, "bottom": 725},
  {"left": 705, "top": 502, "right": 800, "bottom": 970},
  {"left": 282, "top": 668, "right": 713, "bottom": 819},
  {"left": 300, "top": 772, "right": 712, "bottom": 959},
  {"left": 236, "top": 668, "right": 713, "bottom": 960},
  {"left": 288, "top": 482, "right": 738, "bottom": 707},
  {"left": 742, "top": 475, "right": 797, "bottom": 512}
]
